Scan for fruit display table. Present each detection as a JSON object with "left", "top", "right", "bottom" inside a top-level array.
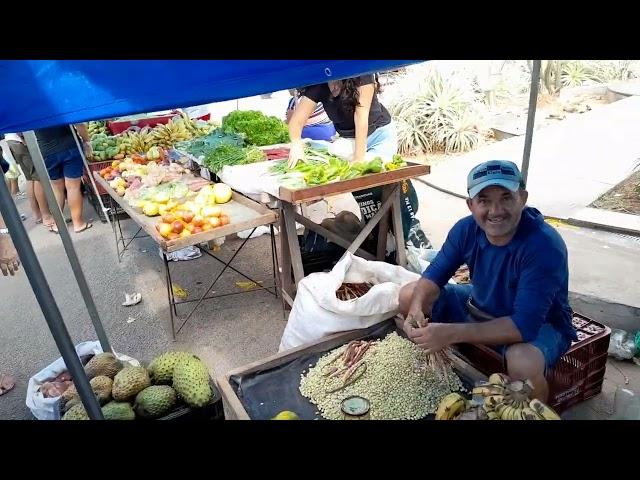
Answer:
[
  {"left": 272, "top": 162, "right": 429, "bottom": 307},
  {"left": 94, "top": 173, "right": 280, "bottom": 339}
]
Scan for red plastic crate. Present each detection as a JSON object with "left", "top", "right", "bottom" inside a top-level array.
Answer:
[
  {"left": 453, "top": 313, "right": 611, "bottom": 414},
  {"left": 83, "top": 160, "right": 113, "bottom": 195},
  {"left": 107, "top": 111, "right": 181, "bottom": 135}
]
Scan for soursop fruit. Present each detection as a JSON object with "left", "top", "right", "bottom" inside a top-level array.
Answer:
[
  {"left": 134, "top": 385, "right": 177, "bottom": 418},
  {"left": 112, "top": 366, "right": 151, "bottom": 401},
  {"left": 61, "top": 375, "right": 114, "bottom": 408},
  {"left": 102, "top": 401, "right": 135, "bottom": 420},
  {"left": 90, "top": 375, "right": 113, "bottom": 405},
  {"left": 62, "top": 404, "right": 89, "bottom": 420},
  {"left": 172, "top": 355, "right": 212, "bottom": 408},
  {"left": 84, "top": 352, "right": 123, "bottom": 379},
  {"left": 148, "top": 351, "right": 190, "bottom": 385}
]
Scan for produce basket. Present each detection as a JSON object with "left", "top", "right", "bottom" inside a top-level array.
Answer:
[
  {"left": 84, "top": 160, "right": 113, "bottom": 195},
  {"left": 453, "top": 313, "right": 611, "bottom": 413}
]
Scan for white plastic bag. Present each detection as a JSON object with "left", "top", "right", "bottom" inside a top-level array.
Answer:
[
  {"left": 26, "top": 341, "right": 140, "bottom": 420},
  {"left": 279, "top": 252, "right": 419, "bottom": 351},
  {"left": 160, "top": 245, "right": 202, "bottom": 262}
]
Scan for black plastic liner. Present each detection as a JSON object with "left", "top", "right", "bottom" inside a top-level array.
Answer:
[{"left": 229, "top": 320, "right": 478, "bottom": 420}]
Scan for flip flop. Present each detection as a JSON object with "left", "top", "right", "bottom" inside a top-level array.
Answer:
[
  {"left": 35, "top": 218, "right": 43, "bottom": 224},
  {"left": 74, "top": 221, "right": 93, "bottom": 234},
  {"left": 0, "top": 374, "right": 16, "bottom": 396}
]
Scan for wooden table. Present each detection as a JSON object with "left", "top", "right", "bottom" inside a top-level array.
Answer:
[
  {"left": 94, "top": 173, "right": 280, "bottom": 338},
  {"left": 217, "top": 318, "right": 485, "bottom": 420},
  {"left": 272, "top": 163, "right": 429, "bottom": 307}
]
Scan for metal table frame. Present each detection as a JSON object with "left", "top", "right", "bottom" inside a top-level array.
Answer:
[
  {"left": 277, "top": 181, "right": 412, "bottom": 308},
  {"left": 106, "top": 195, "right": 281, "bottom": 338}
]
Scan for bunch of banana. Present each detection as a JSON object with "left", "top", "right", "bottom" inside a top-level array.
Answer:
[
  {"left": 127, "top": 127, "right": 156, "bottom": 154},
  {"left": 178, "top": 111, "right": 218, "bottom": 138},
  {"left": 435, "top": 392, "right": 468, "bottom": 420},
  {"left": 474, "top": 374, "right": 560, "bottom": 420},
  {"left": 87, "top": 120, "right": 108, "bottom": 138},
  {"left": 435, "top": 373, "right": 561, "bottom": 420},
  {"left": 151, "top": 119, "right": 193, "bottom": 149},
  {"left": 116, "top": 133, "right": 134, "bottom": 155}
]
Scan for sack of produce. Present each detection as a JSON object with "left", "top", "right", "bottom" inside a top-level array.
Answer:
[
  {"left": 279, "top": 252, "right": 419, "bottom": 351},
  {"left": 26, "top": 341, "right": 139, "bottom": 420}
]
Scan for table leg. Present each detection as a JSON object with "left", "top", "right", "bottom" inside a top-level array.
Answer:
[
  {"left": 281, "top": 202, "right": 305, "bottom": 287},
  {"left": 391, "top": 186, "right": 407, "bottom": 267},
  {"left": 376, "top": 185, "right": 393, "bottom": 261},
  {"left": 163, "top": 252, "right": 176, "bottom": 340}
]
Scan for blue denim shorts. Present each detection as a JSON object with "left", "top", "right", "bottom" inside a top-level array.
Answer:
[
  {"left": 302, "top": 123, "right": 337, "bottom": 142},
  {"left": 366, "top": 122, "right": 398, "bottom": 158},
  {"left": 45, "top": 147, "right": 84, "bottom": 180},
  {"left": 431, "top": 283, "right": 571, "bottom": 370}
]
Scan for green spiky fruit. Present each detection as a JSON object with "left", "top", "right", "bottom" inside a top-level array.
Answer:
[
  {"left": 62, "top": 404, "right": 89, "bottom": 420},
  {"left": 134, "top": 385, "right": 178, "bottom": 418},
  {"left": 111, "top": 366, "right": 151, "bottom": 401},
  {"left": 148, "top": 351, "right": 190, "bottom": 385},
  {"left": 101, "top": 401, "right": 135, "bottom": 420},
  {"left": 84, "top": 352, "right": 123, "bottom": 380},
  {"left": 90, "top": 375, "right": 113, "bottom": 405},
  {"left": 172, "top": 355, "right": 213, "bottom": 408}
]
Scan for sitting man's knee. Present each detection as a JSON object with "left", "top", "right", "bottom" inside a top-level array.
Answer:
[{"left": 505, "top": 343, "right": 545, "bottom": 380}]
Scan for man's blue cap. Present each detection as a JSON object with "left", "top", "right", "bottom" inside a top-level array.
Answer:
[{"left": 467, "top": 160, "right": 523, "bottom": 199}]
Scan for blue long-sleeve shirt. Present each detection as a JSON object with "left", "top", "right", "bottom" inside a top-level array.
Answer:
[{"left": 423, "top": 207, "right": 577, "bottom": 343}]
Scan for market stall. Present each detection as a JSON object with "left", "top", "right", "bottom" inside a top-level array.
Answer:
[{"left": 1, "top": 60, "right": 576, "bottom": 422}]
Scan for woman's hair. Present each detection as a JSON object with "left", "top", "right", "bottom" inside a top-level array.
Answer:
[{"left": 333, "top": 74, "right": 382, "bottom": 113}]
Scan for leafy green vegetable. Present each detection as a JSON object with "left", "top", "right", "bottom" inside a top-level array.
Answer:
[
  {"left": 222, "top": 110, "right": 289, "bottom": 146},
  {"left": 203, "top": 144, "right": 267, "bottom": 174},
  {"left": 268, "top": 147, "right": 409, "bottom": 188}
]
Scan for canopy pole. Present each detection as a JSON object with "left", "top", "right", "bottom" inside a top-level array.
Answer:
[
  {"left": 521, "top": 60, "right": 541, "bottom": 185},
  {"left": 23, "top": 131, "right": 112, "bottom": 353},
  {"left": 0, "top": 168, "right": 104, "bottom": 419},
  {"left": 69, "top": 125, "right": 112, "bottom": 230}
]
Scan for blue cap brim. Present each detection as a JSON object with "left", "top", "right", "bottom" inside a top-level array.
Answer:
[{"left": 468, "top": 179, "right": 520, "bottom": 199}]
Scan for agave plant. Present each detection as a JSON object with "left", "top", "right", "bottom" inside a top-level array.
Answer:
[
  {"left": 387, "top": 65, "right": 488, "bottom": 155},
  {"left": 561, "top": 61, "right": 596, "bottom": 87}
]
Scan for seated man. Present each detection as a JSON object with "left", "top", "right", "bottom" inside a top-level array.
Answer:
[{"left": 398, "top": 160, "right": 576, "bottom": 402}]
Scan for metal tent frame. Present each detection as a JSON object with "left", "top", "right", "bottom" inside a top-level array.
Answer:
[{"left": 0, "top": 60, "right": 542, "bottom": 420}]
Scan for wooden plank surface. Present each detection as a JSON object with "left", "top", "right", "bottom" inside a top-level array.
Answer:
[
  {"left": 217, "top": 318, "right": 485, "bottom": 420},
  {"left": 94, "top": 173, "right": 277, "bottom": 253},
  {"left": 277, "top": 163, "right": 429, "bottom": 204}
]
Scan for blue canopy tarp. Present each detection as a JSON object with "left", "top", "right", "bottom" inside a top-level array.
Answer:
[{"left": 0, "top": 60, "right": 418, "bottom": 134}]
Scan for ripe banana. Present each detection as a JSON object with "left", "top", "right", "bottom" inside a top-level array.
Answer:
[
  {"left": 488, "top": 373, "right": 510, "bottom": 385},
  {"left": 521, "top": 407, "right": 543, "bottom": 420},
  {"left": 529, "top": 398, "right": 560, "bottom": 420},
  {"left": 472, "top": 384, "right": 507, "bottom": 397},
  {"left": 435, "top": 392, "right": 467, "bottom": 420},
  {"left": 484, "top": 394, "right": 508, "bottom": 410}
]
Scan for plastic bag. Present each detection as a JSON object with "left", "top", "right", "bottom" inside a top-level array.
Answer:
[
  {"left": 160, "top": 246, "right": 202, "bottom": 262},
  {"left": 279, "top": 252, "right": 419, "bottom": 351},
  {"left": 26, "top": 342, "right": 140, "bottom": 420},
  {"left": 608, "top": 329, "right": 638, "bottom": 360}
]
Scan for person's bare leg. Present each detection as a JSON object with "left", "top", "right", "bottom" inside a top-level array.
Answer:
[
  {"left": 27, "top": 181, "right": 41, "bottom": 221},
  {"left": 42, "top": 179, "right": 65, "bottom": 231},
  {"left": 35, "top": 181, "right": 53, "bottom": 227},
  {"left": 9, "top": 179, "right": 19, "bottom": 196},
  {"left": 505, "top": 343, "right": 548, "bottom": 402},
  {"left": 64, "top": 177, "right": 87, "bottom": 231}
]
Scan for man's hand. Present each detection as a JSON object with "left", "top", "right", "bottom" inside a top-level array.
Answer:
[
  {"left": 287, "top": 141, "right": 305, "bottom": 169},
  {"left": 407, "top": 323, "right": 454, "bottom": 355},
  {"left": 0, "top": 236, "right": 20, "bottom": 276}
]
